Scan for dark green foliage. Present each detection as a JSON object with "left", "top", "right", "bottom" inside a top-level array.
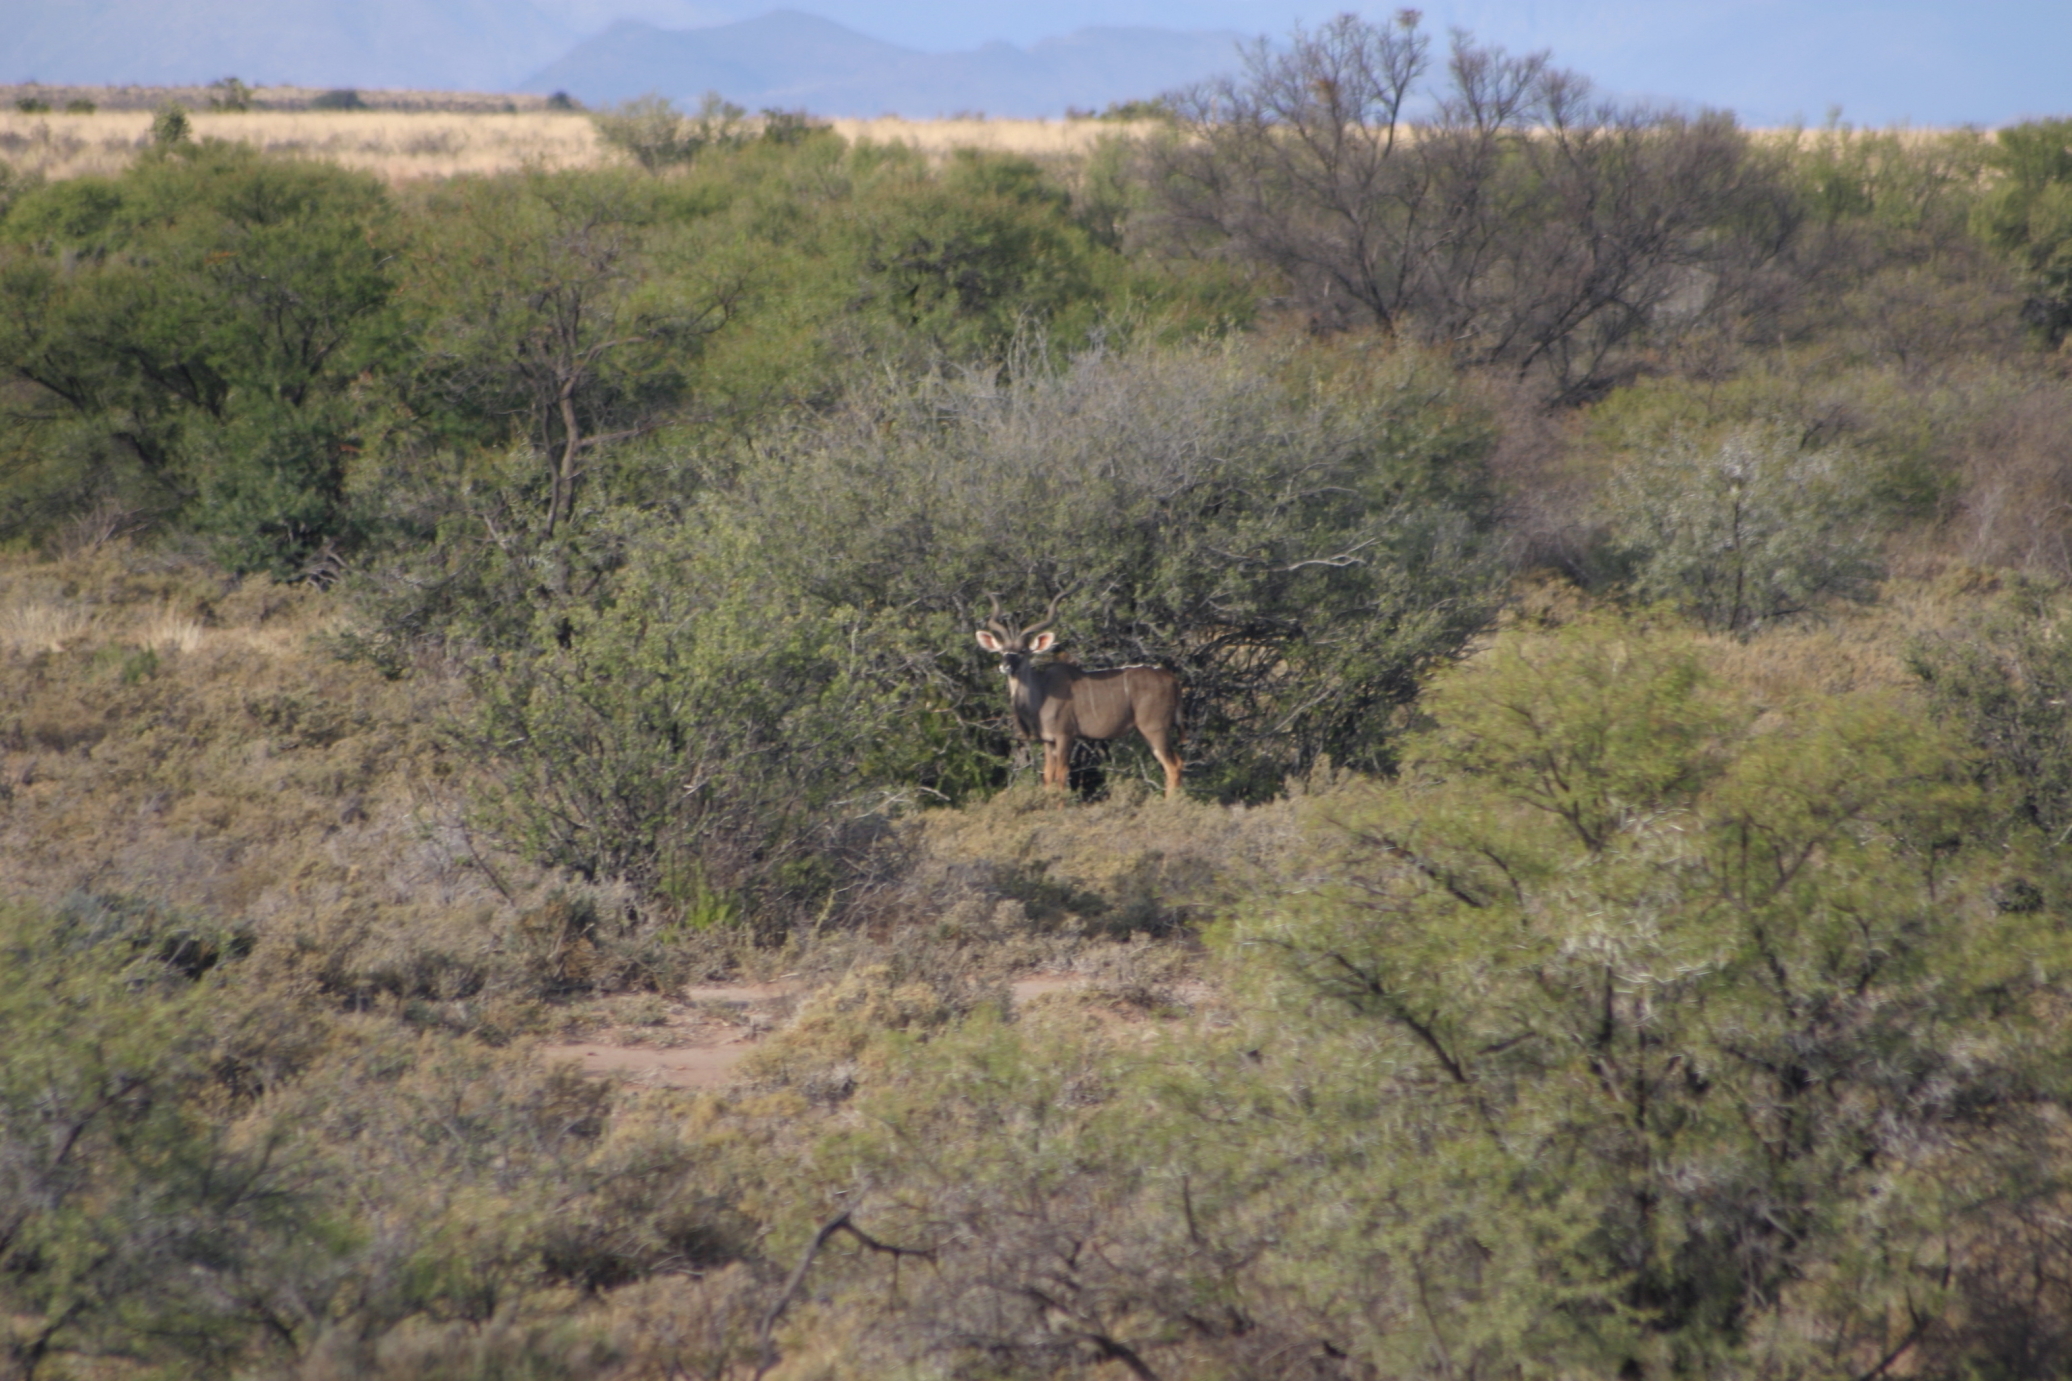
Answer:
[
  {"left": 398, "top": 168, "right": 741, "bottom": 535},
  {"left": 441, "top": 343, "right": 1495, "bottom": 932},
  {"left": 463, "top": 520, "right": 910, "bottom": 924},
  {"left": 309, "top": 89, "right": 365, "bottom": 111},
  {"left": 151, "top": 103, "right": 190, "bottom": 146},
  {"left": 1976, "top": 119, "right": 2072, "bottom": 345},
  {"left": 848, "top": 150, "right": 1111, "bottom": 360},
  {"left": 0, "top": 143, "right": 403, "bottom": 570},
  {"left": 757, "top": 106, "right": 825, "bottom": 145}
]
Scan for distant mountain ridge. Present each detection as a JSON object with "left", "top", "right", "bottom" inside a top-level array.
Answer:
[
  {"left": 521, "top": 10, "right": 1243, "bottom": 117},
  {"left": 1, "top": 0, "right": 577, "bottom": 92},
  {"left": 1, "top": 1, "right": 1241, "bottom": 117}
]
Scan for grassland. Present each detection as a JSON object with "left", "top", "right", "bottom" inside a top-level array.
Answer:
[{"left": 0, "top": 108, "right": 1150, "bottom": 182}]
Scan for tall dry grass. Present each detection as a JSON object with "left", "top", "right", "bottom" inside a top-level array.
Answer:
[
  {"left": 0, "top": 110, "right": 1151, "bottom": 183},
  {"left": 0, "top": 110, "right": 605, "bottom": 181}
]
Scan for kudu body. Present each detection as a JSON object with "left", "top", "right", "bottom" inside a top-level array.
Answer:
[{"left": 975, "top": 598, "right": 1184, "bottom": 799}]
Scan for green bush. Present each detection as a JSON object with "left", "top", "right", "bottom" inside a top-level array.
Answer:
[
  {"left": 437, "top": 341, "right": 1495, "bottom": 933},
  {"left": 0, "top": 143, "right": 404, "bottom": 570},
  {"left": 713, "top": 340, "right": 1500, "bottom": 799},
  {"left": 463, "top": 522, "right": 911, "bottom": 930},
  {"left": 1910, "top": 578, "right": 2072, "bottom": 868},
  {"left": 804, "top": 617, "right": 2072, "bottom": 1380},
  {"left": 0, "top": 903, "right": 325, "bottom": 1378},
  {"left": 589, "top": 92, "right": 746, "bottom": 173},
  {"left": 1600, "top": 427, "right": 1882, "bottom": 631},
  {"left": 1975, "top": 118, "right": 2072, "bottom": 346},
  {"left": 151, "top": 103, "right": 190, "bottom": 146}
]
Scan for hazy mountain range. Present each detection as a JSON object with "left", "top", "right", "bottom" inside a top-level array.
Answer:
[
  {"left": 521, "top": 12, "right": 1243, "bottom": 116},
  {"left": 6, "top": 0, "right": 2066, "bottom": 126},
  {"left": 2, "top": 0, "right": 1242, "bottom": 117}
]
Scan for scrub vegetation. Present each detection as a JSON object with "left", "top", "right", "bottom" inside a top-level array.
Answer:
[{"left": 4, "top": 15, "right": 2072, "bottom": 1379}]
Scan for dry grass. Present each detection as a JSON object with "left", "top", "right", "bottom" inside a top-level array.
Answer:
[
  {"left": 0, "top": 597, "right": 92, "bottom": 654},
  {"left": 0, "top": 99, "right": 1983, "bottom": 186},
  {"left": 830, "top": 117, "right": 1155, "bottom": 158},
  {"left": 1506, "top": 566, "right": 2006, "bottom": 708},
  {"left": 135, "top": 598, "right": 205, "bottom": 654},
  {"left": 0, "top": 547, "right": 623, "bottom": 1037},
  {"left": 2, "top": 81, "right": 560, "bottom": 114},
  {"left": 0, "top": 110, "right": 1152, "bottom": 183},
  {"left": 0, "top": 109, "right": 605, "bottom": 181}
]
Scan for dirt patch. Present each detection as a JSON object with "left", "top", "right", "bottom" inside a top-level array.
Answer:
[
  {"left": 549, "top": 974, "right": 1092, "bottom": 1090},
  {"left": 540, "top": 1040, "right": 755, "bottom": 1089}
]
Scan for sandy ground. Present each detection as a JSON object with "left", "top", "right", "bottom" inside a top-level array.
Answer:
[{"left": 541, "top": 976, "right": 1088, "bottom": 1089}]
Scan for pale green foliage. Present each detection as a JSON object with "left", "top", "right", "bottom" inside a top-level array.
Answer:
[
  {"left": 0, "top": 903, "right": 317, "bottom": 1378},
  {"left": 589, "top": 92, "right": 746, "bottom": 173},
  {"left": 466, "top": 517, "right": 912, "bottom": 926},
  {"left": 1236, "top": 618, "right": 2064, "bottom": 1375},
  {"left": 796, "top": 617, "right": 2072, "bottom": 1379},
  {"left": 1603, "top": 428, "right": 1882, "bottom": 631},
  {"left": 719, "top": 340, "right": 1499, "bottom": 798}
]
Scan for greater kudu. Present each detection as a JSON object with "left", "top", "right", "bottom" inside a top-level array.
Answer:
[{"left": 974, "top": 595, "right": 1184, "bottom": 799}]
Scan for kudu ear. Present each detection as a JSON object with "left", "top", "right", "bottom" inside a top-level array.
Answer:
[
  {"left": 975, "top": 629, "right": 1005, "bottom": 652},
  {"left": 1028, "top": 630, "right": 1057, "bottom": 654}
]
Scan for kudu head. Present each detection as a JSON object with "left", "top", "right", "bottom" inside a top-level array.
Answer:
[{"left": 973, "top": 592, "right": 1064, "bottom": 674}]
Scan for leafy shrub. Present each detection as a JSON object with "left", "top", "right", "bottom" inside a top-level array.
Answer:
[
  {"left": 150, "top": 103, "right": 189, "bottom": 145},
  {"left": 208, "top": 77, "right": 253, "bottom": 112},
  {"left": 803, "top": 617, "right": 2072, "bottom": 1380},
  {"left": 0, "top": 143, "right": 403, "bottom": 570},
  {"left": 714, "top": 340, "right": 1500, "bottom": 799},
  {"left": 0, "top": 903, "right": 324, "bottom": 1378},
  {"left": 394, "top": 339, "right": 1494, "bottom": 935},
  {"left": 309, "top": 89, "right": 365, "bottom": 111},
  {"left": 590, "top": 92, "right": 745, "bottom": 173},
  {"left": 1975, "top": 118, "right": 2072, "bottom": 346},
  {"left": 1910, "top": 579, "right": 2072, "bottom": 848},
  {"left": 462, "top": 523, "right": 911, "bottom": 933},
  {"left": 1601, "top": 427, "right": 1882, "bottom": 630}
]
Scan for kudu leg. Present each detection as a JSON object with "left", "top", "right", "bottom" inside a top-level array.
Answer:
[
  {"left": 1140, "top": 727, "right": 1184, "bottom": 800},
  {"left": 1044, "top": 737, "right": 1073, "bottom": 791}
]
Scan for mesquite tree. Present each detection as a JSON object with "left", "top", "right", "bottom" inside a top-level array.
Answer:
[{"left": 1149, "top": 12, "right": 1794, "bottom": 402}]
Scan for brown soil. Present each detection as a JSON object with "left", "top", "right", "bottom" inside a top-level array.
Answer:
[{"left": 544, "top": 975, "right": 1086, "bottom": 1090}]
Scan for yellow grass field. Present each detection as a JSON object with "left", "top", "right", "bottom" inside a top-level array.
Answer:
[{"left": 0, "top": 109, "right": 1149, "bottom": 183}]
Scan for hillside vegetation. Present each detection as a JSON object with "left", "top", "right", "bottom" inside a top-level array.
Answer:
[{"left": 5, "top": 16, "right": 2072, "bottom": 1381}]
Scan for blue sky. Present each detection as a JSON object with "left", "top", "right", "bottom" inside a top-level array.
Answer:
[{"left": 715, "top": 0, "right": 2067, "bottom": 126}]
